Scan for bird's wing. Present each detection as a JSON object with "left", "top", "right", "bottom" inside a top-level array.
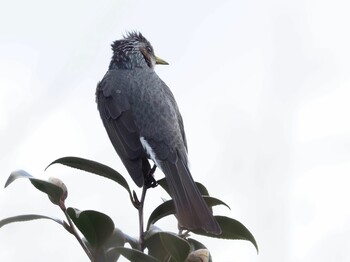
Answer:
[
  {"left": 177, "top": 113, "right": 187, "bottom": 151},
  {"left": 159, "top": 81, "right": 188, "bottom": 151},
  {"left": 96, "top": 70, "right": 149, "bottom": 187}
]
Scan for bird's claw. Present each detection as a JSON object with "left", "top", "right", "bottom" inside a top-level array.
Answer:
[{"left": 144, "top": 164, "right": 158, "bottom": 188}]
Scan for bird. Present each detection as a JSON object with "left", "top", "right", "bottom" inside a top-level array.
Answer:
[{"left": 95, "top": 31, "right": 221, "bottom": 234}]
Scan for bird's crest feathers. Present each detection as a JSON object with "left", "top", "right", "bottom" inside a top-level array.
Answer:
[
  {"left": 111, "top": 31, "right": 149, "bottom": 52},
  {"left": 109, "top": 31, "right": 154, "bottom": 69},
  {"left": 123, "top": 31, "right": 148, "bottom": 43}
]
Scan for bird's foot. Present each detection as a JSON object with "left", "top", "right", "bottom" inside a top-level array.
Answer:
[{"left": 144, "top": 164, "right": 158, "bottom": 188}]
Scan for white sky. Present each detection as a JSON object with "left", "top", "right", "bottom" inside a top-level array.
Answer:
[{"left": 1, "top": 0, "right": 350, "bottom": 261}]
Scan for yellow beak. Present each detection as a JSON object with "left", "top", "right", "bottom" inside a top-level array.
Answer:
[{"left": 155, "top": 56, "right": 169, "bottom": 65}]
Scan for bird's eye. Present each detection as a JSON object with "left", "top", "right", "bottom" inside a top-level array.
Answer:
[{"left": 146, "top": 46, "right": 152, "bottom": 53}]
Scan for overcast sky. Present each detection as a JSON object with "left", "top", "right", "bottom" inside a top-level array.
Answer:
[{"left": 1, "top": 0, "right": 350, "bottom": 261}]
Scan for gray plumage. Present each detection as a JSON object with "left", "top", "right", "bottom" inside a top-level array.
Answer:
[{"left": 96, "top": 32, "right": 221, "bottom": 234}]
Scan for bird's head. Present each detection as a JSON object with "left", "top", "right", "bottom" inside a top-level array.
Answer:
[{"left": 110, "top": 31, "right": 168, "bottom": 70}]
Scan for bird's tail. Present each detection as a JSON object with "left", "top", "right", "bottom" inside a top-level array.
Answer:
[{"left": 160, "top": 156, "right": 221, "bottom": 234}]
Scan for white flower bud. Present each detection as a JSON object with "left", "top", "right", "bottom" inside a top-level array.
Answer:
[
  {"left": 185, "top": 249, "right": 210, "bottom": 262},
  {"left": 48, "top": 177, "right": 68, "bottom": 205}
]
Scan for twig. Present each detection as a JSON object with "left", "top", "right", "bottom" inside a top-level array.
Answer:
[
  {"left": 138, "top": 184, "right": 148, "bottom": 251},
  {"left": 60, "top": 202, "right": 94, "bottom": 261},
  {"left": 136, "top": 164, "right": 156, "bottom": 251}
]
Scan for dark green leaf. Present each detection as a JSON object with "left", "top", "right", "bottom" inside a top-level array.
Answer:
[
  {"left": 104, "top": 228, "right": 125, "bottom": 248},
  {"left": 157, "top": 178, "right": 209, "bottom": 196},
  {"left": 46, "top": 157, "right": 133, "bottom": 202},
  {"left": 144, "top": 226, "right": 172, "bottom": 261},
  {"left": 4, "top": 170, "right": 64, "bottom": 205},
  {"left": 159, "top": 232, "right": 191, "bottom": 262},
  {"left": 192, "top": 216, "right": 258, "bottom": 252},
  {"left": 103, "top": 228, "right": 126, "bottom": 262},
  {"left": 145, "top": 229, "right": 191, "bottom": 262},
  {"left": 0, "top": 214, "right": 65, "bottom": 229},
  {"left": 147, "top": 196, "right": 229, "bottom": 230},
  {"left": 204, "top": 196, "right": 230, "bottom": 210},
  {"left": 195, "top": 183, "right": 210, "bottom": 196},
  {"left": 67, "top": 208, "right": 115, "bottom": 249},
  {"left": 144, "top": 224, "right": 162, "bottom": 237},
  {"left": 147, "top": 199, "right": 175, "bottom": 230},
  {"left": 108, "top": 247, "right": 160, "bottom": 262},
  {"left": 30, "top": 178, "right": 65, "bottom": 205}
]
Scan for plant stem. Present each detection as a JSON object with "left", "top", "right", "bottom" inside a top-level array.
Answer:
[
  {"left": 138, "top": 184, "right": 148, "bottom": 251},
  {"left": 60, "top": 204, "right": 94, "bottom": 261}
]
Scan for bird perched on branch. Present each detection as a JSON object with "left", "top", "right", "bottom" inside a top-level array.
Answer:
[{"left": 96, "top": 31, "right": 221, "bottom": 234}]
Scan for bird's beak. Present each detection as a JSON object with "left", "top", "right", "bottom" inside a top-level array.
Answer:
[{"left": 155, "top": 56, "right": 169, "bottom": 65}]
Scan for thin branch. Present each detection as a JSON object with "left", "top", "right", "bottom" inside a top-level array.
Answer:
[
  {"left": 60, "top": 203, "right": 94, "bottom": 261},
  {"left": 138, "top": 184, "right": 148, "bottom": 251},
  {"left": 136, "top": 164, "right": 156, "bottom": 251}
]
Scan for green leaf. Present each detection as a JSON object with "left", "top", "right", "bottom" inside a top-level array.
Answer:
[
  {"left": 67, "top": 208, "right": 115, "bottom": 249},
  {"left": 157, "top": 178, "right": 210, "bottom": 196},
  {"left": 104, "top": 228, "right": 125, "bottom": 248},
  {"left": 123, "top": 233, "right": 140, "bottom": 250},
  {"left": 108, "top": 247, "right": 160, "bottom": 262},
  {"left": 145, "top": 229, "right": 191, "bottom": 262},
  {"left": 46, "top": 157, "right": 133, "bottom": 202},
  {"left": 159, "top": 232, "right": 191, "bottom": 262},
  {"left": 147, "top": 200, "right": 175, "bottom": 230},
  {"left": 4, "top": 170, "right": 64, "bottom": 205},
  {"left": 204, "top": 196, "right": 230, "bottom": 210},
  {"left": 187, "top": 238, "right": 207, "bottom": 251},
  {"left": 30, "top": 178, "right": 65, "bottom": 205},
  {"left": 147, "top": 196, "right": 230, "bottom": 230},
  {"left": 192, "top": 216, "right": 258, "bottom": 253},
  {"left": 0, "top": 214, "right": 66, "bottom": 229},
  {"left": 157, "top": 178, "right": 169, "bottom": 194},
  {"left": 144, "top": 226, "right": 173, "bottom": 261},
  {"left": 4, "top": 169, "right": 33, "bottom": 187},
  {"left": 103, "top": 228, "right": 126, "bottom": 262},
  {"left": 195, "top": 183, "right": 210, "bottom": 196}
]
